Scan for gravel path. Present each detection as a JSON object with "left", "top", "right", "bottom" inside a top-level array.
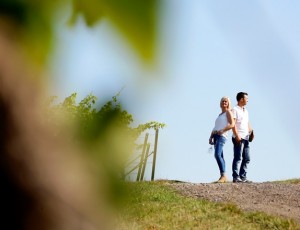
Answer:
[{"left": 169, "top": 182, "right": 300, "bottom": 223}]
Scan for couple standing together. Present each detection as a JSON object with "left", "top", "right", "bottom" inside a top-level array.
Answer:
[{"left": 209, "top": 92, "right": 253, "bottom": 183}]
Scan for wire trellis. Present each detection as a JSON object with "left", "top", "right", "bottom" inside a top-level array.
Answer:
[{"left": 125, "top": 129, "right": 159, "bottom": 181}]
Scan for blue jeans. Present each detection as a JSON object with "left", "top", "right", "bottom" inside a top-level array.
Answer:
[
  {"left": 213, "top": 134, "right": 226, "bottom": 175},
  {"left": 232, "top": 138, "right": 250, "bottom": 179}
]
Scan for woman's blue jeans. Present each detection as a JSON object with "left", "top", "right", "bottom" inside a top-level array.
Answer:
[
  {"left": 213, "top": 134, "right": 226, "bottom": 175},
  {"left": 232, "top": 138, "right": 250, "bottom": 180}
]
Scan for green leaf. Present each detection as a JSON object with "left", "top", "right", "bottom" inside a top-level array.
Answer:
[
  {"left": 0, "top": 0, "right": 53, "bottom": 65},
  {"left": 71, "top": 0, "right": 158, "bottom": 62}
]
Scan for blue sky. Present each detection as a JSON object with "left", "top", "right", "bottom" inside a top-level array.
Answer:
[{"left": 50, "top": 1, "right": 300, "bottom": 183}]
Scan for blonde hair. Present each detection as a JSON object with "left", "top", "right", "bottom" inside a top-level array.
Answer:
[{"left": 220, "top": 96, "right": 231, "bottom": 110}]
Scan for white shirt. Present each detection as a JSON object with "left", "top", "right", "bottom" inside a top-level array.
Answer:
[
  {"left": 213, "top": 112, "right": 230, "bottom": 139},
  {"left": 232, "top": 105, "right": 249, "bottom": 140}
]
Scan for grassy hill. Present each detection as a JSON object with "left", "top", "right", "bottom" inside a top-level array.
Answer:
[{"left": 117, "top": 180, "right": 300, "bottom": 229}]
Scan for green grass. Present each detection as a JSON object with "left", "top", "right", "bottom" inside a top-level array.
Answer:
[
  {"left": 117, "top": 181, "right": 300, "bottom": 230},
  {"left": 275, "top": 178, "right": 300, "bottom": 184}
]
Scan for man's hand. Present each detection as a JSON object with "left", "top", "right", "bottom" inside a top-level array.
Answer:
[{"left": 235, "top": 136, "right": 241, "bottom": 144}]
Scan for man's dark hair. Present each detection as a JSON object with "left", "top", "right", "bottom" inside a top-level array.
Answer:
[{"left": 236, "top": 92, "right": 248, "bottom": 101}]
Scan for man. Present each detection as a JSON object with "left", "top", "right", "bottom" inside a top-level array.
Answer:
[{"left": 232, "top": 92, "right": 253, "bottom": 183}]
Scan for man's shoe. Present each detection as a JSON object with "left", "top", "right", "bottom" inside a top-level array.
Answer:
[
  {"left": 241, "top": 178, "right": 252, "bottom": 183},
  {"left": 216, "top": 175, "right": 227, "bottom": 183},
  {"left": 233, "top": 177, "right": 243, "bottom": 183}
]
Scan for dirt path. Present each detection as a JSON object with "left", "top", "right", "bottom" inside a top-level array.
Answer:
[{"left": 169, "top": 182, "right": 300, "bottom": 223}]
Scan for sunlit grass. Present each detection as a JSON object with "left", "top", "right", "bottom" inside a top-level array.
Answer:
[
  {"left": 275, "top": 178, "right": 300, "bottom": 184},
  {"left": 117, "top": 181, "right": 300, "bottom": 230}
]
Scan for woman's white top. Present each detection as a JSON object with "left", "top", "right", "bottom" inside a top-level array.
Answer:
[{"left": 213, "top": 112, "right": 230, "bottom": 139}]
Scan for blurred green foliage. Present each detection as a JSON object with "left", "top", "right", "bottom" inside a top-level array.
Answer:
[
  {"left": 45, "top": 93, "right": 165, "bottom": 205},
  {"left": 46, "top": 93, "right": 165, "bottom": 167},
  {"left": 70, "top": 0, "right": 158, "bottom": 61},
  {"left": 0, "top": 0, "right": 57, "bottom": 65},
  {"left": 0, "top": 0, "right": 158, "bottom": 65},
  {"left": 47, "top": 93, "right": 165, "bottom": 142},
  {"left": 0, "top": 0, "right": 160, "bottom": 225}
]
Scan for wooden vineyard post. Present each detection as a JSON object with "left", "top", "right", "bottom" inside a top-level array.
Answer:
[
  {"left": 140, "top": 143, "right": 150, "bottom": 181},
  {"left": 136, "top": 133, "right": 149, "bottom": 181},
  {"left": 151, "top": 129, "right": 159, "bottom": 181}
]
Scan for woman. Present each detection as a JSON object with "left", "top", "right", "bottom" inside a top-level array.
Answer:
[{"left": 209, "top": 96, "right": 234, "bottom": 183}]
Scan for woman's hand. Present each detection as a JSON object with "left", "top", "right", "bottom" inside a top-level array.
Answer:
[{"left": 217, "top": 130, "right": 224, "bottom": 135}]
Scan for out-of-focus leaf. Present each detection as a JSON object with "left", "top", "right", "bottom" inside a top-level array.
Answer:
[
  {"left": 20, "top": 8, "right": 53, "bottom": 67},
  {"left": 70, "top": 0, "right": 104, "bottom": 26},
  {"left": 1, "top": 0, "right": 158, "bottom": 65},
  {"left": 0, "top": 0, "right": 65, "bottom": 67},
  {"left": 0, "top": 0, "right": 27, "bottom": 25},
  {"left": 71, "top": 0, "right": 158, "bottom": 62}
]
